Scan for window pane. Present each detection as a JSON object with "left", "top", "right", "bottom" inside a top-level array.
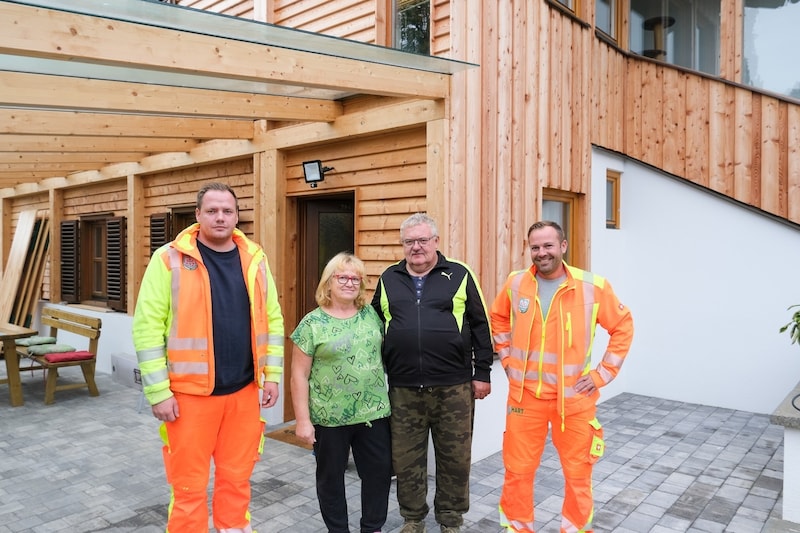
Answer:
[
  {"left": 596, "top": 0, "right": 614, "bottom": 36},
  {"left": 557, "top": 0, "right": 575, "bottom": 9},
  {"left": 317, "top": 212, "right": 355, "bottom": 278},
  {"left": 743, "top": 1, "right": 800, "bottom": 99},
  {"left": 542, "top": 200, "right": 567, "bottom": 229},
  {"left": 395, "top": 0, "right": 430, "bottom": 55},
  {"left": 630, "top": 0, "right": 720, "bottom": 75},
  {"left": 542, "top": 199, "right": 571, "bottom": 263}
]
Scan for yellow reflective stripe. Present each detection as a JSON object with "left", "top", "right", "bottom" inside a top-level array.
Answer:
[
  {"left": 159, "top": 422, "right": 170, "bottom": 446},
  {"left": 451, "top": 273, "right": 468, "bottom": 331},
  {"left": 170, "top": 361, "right": 208, "bottom": 374},
  {"left": 378, "top": 279, "right": 392, "bottom": 333},
  {"left": 267, "top": 333, "right": 284, "bottom": 346},
  {"left": 257, "top": 416, "right": 266, "bottom": 454}
]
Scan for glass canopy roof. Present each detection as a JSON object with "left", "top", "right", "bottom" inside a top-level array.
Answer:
[{"left": 4, "top": 0, "right": 477, "bottom": 99}]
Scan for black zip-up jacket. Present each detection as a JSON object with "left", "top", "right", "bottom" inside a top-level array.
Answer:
[{"left": 371, "top": 252, "right": 494, "bottom": 388}]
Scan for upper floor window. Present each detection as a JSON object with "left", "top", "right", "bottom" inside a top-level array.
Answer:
[
  {"left": 556, "top": 0, "right": 578, "bottom": 11},
  {"left": 743, "top": 0, "right": 800, "bottom": 100},
  {"left": 630, "top": 0, "right": 720, "bottom": 75},
  {"left": 596, "top": 0, "right": 617, "bottom": 38},
  {"left": 395, "top": 0, "right": 430, "bottom": 55}
]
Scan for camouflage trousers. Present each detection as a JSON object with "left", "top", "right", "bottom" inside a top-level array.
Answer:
[{"left": 389, "top": 383, "right": 474, "bottom": 527}]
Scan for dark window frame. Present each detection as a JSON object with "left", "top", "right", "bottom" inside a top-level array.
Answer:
[{"left": 59, "top": 215, "right": 126, "bottom": 311}]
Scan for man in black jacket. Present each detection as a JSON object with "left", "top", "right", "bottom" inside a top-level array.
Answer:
[{"left": 371, "top": 212, "right": 494, "bottom": 533}]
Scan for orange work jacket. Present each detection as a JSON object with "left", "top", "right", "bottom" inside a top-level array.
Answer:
[
  {"left": 490, "top": 263, "right": 633, "bottom": 415},
  {"left": 133, "top": 224, "right": 284, "bottom": 405}
]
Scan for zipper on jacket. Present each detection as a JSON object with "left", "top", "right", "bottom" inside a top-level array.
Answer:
[{"left": 416, "top": 290, "right": 424, "bottom": 388}]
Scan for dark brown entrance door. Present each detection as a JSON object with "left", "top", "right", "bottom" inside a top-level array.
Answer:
[{"left": 284, "top": 194, "right": 354, "bottom": 420}]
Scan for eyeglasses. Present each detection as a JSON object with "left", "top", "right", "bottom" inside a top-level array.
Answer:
[
  {"left": 333, "top": 275, "right": 361, "bottom": 286},
  {"left": 401, "top": 236, "right": 436, "bottom": 247}
]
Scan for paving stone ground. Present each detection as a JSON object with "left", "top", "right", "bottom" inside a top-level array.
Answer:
[{"left": 0, "top": 365, "right": 795, "bottom": 532}]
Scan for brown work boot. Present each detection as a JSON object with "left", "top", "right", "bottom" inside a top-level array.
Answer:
[
  {"left": 400, "top": 521, "right": 427, "bottom": 533},
  {"left": 440, "top": 526, "right": 460, "bottom": 533}
]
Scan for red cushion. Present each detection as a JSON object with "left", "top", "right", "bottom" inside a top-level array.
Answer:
[{"left": 43, "top": 351, "right": 94, "bottom": 363}]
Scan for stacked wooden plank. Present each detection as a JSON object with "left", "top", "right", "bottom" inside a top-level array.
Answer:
[{"left": 0, "top": 210, "right": 50, "bottom": 328}]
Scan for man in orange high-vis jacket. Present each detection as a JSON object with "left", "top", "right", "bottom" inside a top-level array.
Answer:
[
  {"left": 132, "top": 182, "right": 284, "bottom": 533},
  {"left": 490, "top": 221, "right": 633, "bottom": 533}
]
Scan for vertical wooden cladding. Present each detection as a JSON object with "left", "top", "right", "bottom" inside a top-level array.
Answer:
[
  {"left": 138, "top": 159, "right": 255, "bottom": 266},
  {"left": 592, "top": 38, "right": 800, "bottom": 224},
  {"left": 176, "top": 0, "right": 255, "bottom": 18},
  {"left": 271, "top": 0, "right": 376, "bottom": 42},
  {"left": 284, "top": 127, "right": 427, "bottom": 280},
  {"left": 455, "top": 2, "right": 595, "bottom": 289}
]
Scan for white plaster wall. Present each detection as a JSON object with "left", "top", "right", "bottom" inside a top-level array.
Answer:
[
  {"left": 590, "top": 149, "right": 800, "bottom": 414},
  {"left": 472, "top": 359, "right": 508, "bottom": 462}
]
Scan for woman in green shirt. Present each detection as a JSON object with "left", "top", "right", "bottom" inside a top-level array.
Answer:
[{"left": 290, "top": 252, "right": 392, "bottom": 533}]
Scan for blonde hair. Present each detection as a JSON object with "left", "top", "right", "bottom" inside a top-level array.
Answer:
[{"left": 315, "top": 252, "right": 368, "bottom": 308}]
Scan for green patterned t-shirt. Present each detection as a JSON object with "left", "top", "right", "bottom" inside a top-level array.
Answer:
[{"left": 290, "top": 305, "right": 390, "bottom": 427}]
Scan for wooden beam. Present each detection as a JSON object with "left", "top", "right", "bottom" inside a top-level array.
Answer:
[
  {"left": 1, "top": 135, "right": 200, "bottom": 153},
  {"left": 0, "top": 152, "right": 148, "bottom": 164},
  {"left": 0, "top": 109, "right": 255, "bottom": 139},
  {"left": 0, "top": 2, "right": 450, "bottom": 100},
  {"left": 256, "top": 99, "right": 446, "bottom": 150},
  {"left": 1, "top": 71, "right": 342, "bottom": 122}
]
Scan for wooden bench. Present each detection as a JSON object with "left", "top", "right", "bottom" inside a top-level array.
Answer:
[{"left": 16, "top": 307, "right": 102, "bottom": 405}]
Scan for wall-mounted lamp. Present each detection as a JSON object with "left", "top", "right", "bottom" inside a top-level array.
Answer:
[{"left": 302, "top": 160, "right": 335, "bottom": 188}]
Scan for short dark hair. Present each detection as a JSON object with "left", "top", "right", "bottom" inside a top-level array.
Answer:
[
  {"left": 196, "top": 182, "right": 238, "bottom": 211},
  {"left": 528, "top": 220, "right": 565, "bottom": 242}
]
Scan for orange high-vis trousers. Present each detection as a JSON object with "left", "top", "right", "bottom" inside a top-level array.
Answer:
[
  {"left": 160, "top": 382, "right": 264, "bottom": 533},
  {"left": 499, "top": 392, "right": 603, "bottom": 533}
]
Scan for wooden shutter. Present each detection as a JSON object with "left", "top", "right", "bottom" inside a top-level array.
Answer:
[
  {"left": 60, "top": 220, "right": 80, "bottom": 303},
  {"left": 106, "top": 216, "right": 126, "bottom": 311},
  {"left": 150, "top": 212, "right": 171, "bottom": 255}
]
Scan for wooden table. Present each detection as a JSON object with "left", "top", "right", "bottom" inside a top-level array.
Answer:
[{"left": 0, "top": 322, "right": 36, "bottom": 407}]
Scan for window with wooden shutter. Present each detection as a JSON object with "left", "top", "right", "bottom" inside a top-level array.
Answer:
[
  {"left": 106, "top": 216, "right": 126, "bottom": 311},
  {"left": 60, "top": 220, "right": 80, "bottom": 303},
  {"left": 150, "top": 212, "right": 171, "bottom": 255}
]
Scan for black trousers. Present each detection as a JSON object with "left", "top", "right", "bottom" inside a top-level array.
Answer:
[{"left": 313, "top": 417, "right": 392, "bottom": 533}]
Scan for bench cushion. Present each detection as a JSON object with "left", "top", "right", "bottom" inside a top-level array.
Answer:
[
  {"left": 15, "top": 336, "right": 57, "bottom": 346},
  {"left": 43, "top": 351, "right": 94, "bottom": 363},
  {"left": 26, "top": 343, "right": 77, "bottom": 356}
]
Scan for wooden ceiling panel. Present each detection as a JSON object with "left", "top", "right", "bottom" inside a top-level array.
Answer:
[{"left": 0, "top": 1, "right": 455, "bottom": 196}]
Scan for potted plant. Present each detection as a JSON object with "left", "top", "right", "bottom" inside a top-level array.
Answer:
[{"left": 780, "top": 305, "right": 800, "bottom": 347}]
